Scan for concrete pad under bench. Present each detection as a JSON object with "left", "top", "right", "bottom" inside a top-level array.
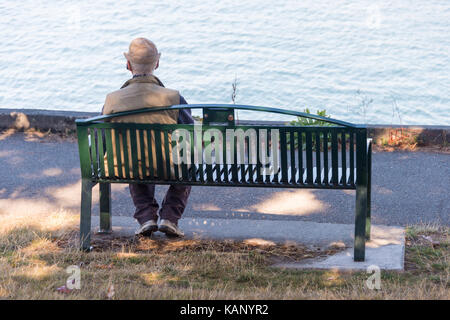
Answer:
[
  {"left": 274, "top": 226, "right": 405, "bottom": 271},
  {"left": 91, "top": 216, "right": 405, "bottom": 271}
]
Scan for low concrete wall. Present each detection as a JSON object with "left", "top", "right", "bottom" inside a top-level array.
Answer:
[
  {"left": 1, "top": 108, "right": 448, "bottom": 146},
  {"left": 237, "top": 121, "right": 449, "bottom": 147},
  {"left": 0, "top": 108, "right": 98, "bottom": 134}
]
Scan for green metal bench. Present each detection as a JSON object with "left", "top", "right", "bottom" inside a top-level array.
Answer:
[{"left": 76, "top": 104, "right": 372, "bottom": 261}]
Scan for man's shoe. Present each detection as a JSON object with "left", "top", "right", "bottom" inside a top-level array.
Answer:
[
  {"left": 135, "top": 220, "right": 158, "bottom": 237},
  {"left": 158, "top": 219, "right": 184, "bottom": 238}
]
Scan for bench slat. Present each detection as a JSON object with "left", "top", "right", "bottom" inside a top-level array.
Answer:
[
  {"left": 222, "top": 131, "right": 229, "bottom": 183},
  {"left": 89, "top": 128, "right": 99, "bottom": 178},
  {"left": 154, "top": 130, "right": 165, "bottom": 179},
  {"left": 297, "top": 130, "right": 304, "bottom": 184},
  {"left": 238, "top": 137, "right": 245, "bottom": 183},
  {"left": 341, "top": 131, "right": 347, "bottom": 186},
  {"left": 216, "top": 153, "right": 222, "bottom": 183},
  {"left": 129, "top": 129, "right": 139, "bottom": 179},
  {"left": 163, "top": 130, "right": 172, "bottom": 180},
  {"left": 114, "top": 129, "right": 124, "bottom": 178},
  {"left": 104, "top": 129, "right": 115, "bottom": 179},
  {"left": 173, "top": 135, "right": 180, "bottom": 181},
  {"left": 96, "top": 128, "right": 106, "bottom": 178},
  {"left": 323, "top": 130, "right": 329, "bottom": 185},
  {"left": 121, "top": 129, "right": 131, "bottom": 179},
  {"left": 271, "top": 129, "right": 278, "bottom": 183},
  {"left": 280, "top": 129, "right": 288, "bottom": 183},
  {"left": 315, "top": 132, "right": 321, "bottom": 185},
  {"left": 205, "top": 136, "right": 214, "bottom": 182},
  {"left": 231, "top": 136, "right": 239, "bottom": 183},
  {"left": 138, "top": 129, "right": 147, "bottom": 178},
  {"left": 146, "top": 130, "right": 155, "bottom": 179},
  {"left": 305, "top": 131, "right": 313, "bottom": 184},
  {"left": 289, "top": 130, "right": 296, "bottom": 183},
  {"left": 256, "top": 130, "right": 263, "bottom": 183},
  {"left": 349, "top": 132, "right": 355, "bottom": 186},
  {"left": 331, "top": 131, "right": 339, "bottom": 185},
  {"left": 187, "top": 130, "right": 195, "bottom": 181}
]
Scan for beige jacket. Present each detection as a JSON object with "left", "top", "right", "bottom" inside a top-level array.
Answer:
[{"left": 102, "top": 75, "right": 180, "bottom": 179}]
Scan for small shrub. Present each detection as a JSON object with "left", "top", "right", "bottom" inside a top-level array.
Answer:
[{"left": 290, "top": 108, "right": 334, "bottom": 127}]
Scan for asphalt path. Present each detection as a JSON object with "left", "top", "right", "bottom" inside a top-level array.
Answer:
[{"left": 0, "top": 132, "right": 448, "bottom": 227}]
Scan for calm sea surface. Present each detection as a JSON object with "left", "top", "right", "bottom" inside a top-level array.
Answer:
[{"left": 1, "top": 0, "right": 449, "bottom": 124}]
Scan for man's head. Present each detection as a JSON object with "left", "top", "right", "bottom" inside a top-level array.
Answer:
[{"left": 124, "top": 37, "right": 160, "bottom": 75}]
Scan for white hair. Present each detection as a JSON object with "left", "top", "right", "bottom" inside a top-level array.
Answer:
[{"left": 125, "top": 37, "right": 160, "bottom": 75}]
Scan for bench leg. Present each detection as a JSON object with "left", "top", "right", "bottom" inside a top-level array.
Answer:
[
  {"left": 354, "top": 184, "right": 368, "bottom": 261},
  {"left": 80, "top": 179, "right": 93, "bottom": 251},
  {"left": 366, "top": 146, "right": 372, "bottom": 240},
  {"left": 365, "top": 182, "right": 372, "bottom": 241},
  {"left": 98, "top": 183, "right": 112, "bottom": 234}
]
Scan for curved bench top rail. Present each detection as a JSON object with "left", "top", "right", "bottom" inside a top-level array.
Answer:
[{"left": 76, "top": 104, "right": 362, "bottom": 128}]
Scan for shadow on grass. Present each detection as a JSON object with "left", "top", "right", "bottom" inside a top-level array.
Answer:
[{"left": 0, "top": 216, "right": 448, "bottom": 299}]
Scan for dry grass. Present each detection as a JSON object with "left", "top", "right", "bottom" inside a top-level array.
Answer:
[
  {"left": 0, "top": 212, "right": 448, "bottom": 300},
  {"left": 372, "top": 128, "right": 450, "bottom": 154}
]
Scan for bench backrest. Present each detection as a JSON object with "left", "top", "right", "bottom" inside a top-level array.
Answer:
[{"left": 76, "top": 104, "right": 369, "bottom": 190}]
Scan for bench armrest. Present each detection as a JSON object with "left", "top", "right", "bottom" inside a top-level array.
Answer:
[{"left": 367, "top": 138, "right": 372, "bottom": 153}]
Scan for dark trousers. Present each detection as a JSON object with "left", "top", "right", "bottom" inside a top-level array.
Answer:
[{"left": 129, "top": 184, "right": 191, "bottom": 225}]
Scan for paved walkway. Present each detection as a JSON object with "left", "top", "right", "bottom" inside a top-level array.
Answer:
[{"left": 0, "top": 132, "right": 449, "bottom": 227}]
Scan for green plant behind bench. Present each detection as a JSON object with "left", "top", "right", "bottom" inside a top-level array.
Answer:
[
  {"left": 290, "top": 108, "right": 334, "bottom": 127},
  {"left": 287, "top": 109, "right": 340, "bottom": 150}
]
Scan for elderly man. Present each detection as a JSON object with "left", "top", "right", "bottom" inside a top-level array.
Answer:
[{"left": 102, "top": 37, "right": 193, "bottom": 238}]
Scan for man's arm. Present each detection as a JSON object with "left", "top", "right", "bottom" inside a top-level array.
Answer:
[{"left": 177, "top": 95, "right": 194, "bottom": 124}]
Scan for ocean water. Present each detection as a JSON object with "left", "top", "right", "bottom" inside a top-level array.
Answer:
[{"left": 0, "top": 0, "right": 449, "bottom": 125}]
